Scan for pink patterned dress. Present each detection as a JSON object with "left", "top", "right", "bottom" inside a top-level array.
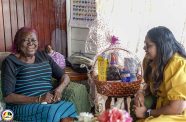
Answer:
[{"left": 48, "top": 51, "right": 66, "bottom": 69}]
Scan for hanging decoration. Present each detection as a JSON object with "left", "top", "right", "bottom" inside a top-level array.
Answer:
[{"left": 85, "top": 14, "right": 125, "bottom": 54}]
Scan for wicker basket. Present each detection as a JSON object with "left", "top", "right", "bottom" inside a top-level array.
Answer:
[{"left": 91, "top": 48, "right": 142, "bottom": 97}]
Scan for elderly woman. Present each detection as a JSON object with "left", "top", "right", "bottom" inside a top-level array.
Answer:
[{"left": 1, "top": 27, "right": 77, "bottom": 122}]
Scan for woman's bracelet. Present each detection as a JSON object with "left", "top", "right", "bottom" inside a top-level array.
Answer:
[
  {"left": 145, "top": 109, "right": 152, "bottom": 117},
  {"left": 38, "top": 95, "right": 42, "bottom": 103}
]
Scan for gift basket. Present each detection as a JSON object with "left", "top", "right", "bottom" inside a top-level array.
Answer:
[
  {"left": 85, "top": 16, "right": 142, "bottom": 97},
  {"left": 90, "top": 47, "right": 142, "bottom": 97}
]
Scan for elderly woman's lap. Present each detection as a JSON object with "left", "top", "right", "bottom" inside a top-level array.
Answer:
[{"left": 7, "top": 101, "right": 77, "bottom": 122}]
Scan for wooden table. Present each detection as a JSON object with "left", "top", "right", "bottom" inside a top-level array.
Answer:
[{"left": 65, "top": 67, "right": 88, "bottom": 81}]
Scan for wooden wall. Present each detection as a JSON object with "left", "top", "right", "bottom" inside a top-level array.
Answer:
[{"left": 0, "top": 0, "right": 67, "bottom": 56}]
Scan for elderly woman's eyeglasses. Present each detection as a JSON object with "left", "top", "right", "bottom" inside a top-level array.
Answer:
[{"left": 22, "top": 39, "right": 38, "bottom": 44}]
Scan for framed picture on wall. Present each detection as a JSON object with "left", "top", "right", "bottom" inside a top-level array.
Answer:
[{"left": 70, "top": 0, "right": 97, "bottom": 27}]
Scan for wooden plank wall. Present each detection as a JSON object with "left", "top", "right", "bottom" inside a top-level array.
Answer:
[{"left": 0, "top": 0, "right": 67, "bottom": 56}]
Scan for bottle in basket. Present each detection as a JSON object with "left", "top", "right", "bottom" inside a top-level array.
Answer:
[
  {"left": 98, "top": 56, "right": 108, "bottom": 82},
  {"left": 120, "top": 69, "right": 131, "bottom": 82},
  {"left": 110, "top": 52, "right": 118, "bottom": 66},
  {"left": 107, "top": 52, "right": 121, "bottom": 80}
]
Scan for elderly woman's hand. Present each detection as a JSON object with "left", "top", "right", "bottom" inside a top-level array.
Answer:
[
  {"left": 52, "top": 88, "right": 63, "bottom": 102},
  {"left": 51, "top": 74, "right": 71, "bottom": 103},
  {"left": 40, "top": 92, "right": 54, "bottom": 104}
]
